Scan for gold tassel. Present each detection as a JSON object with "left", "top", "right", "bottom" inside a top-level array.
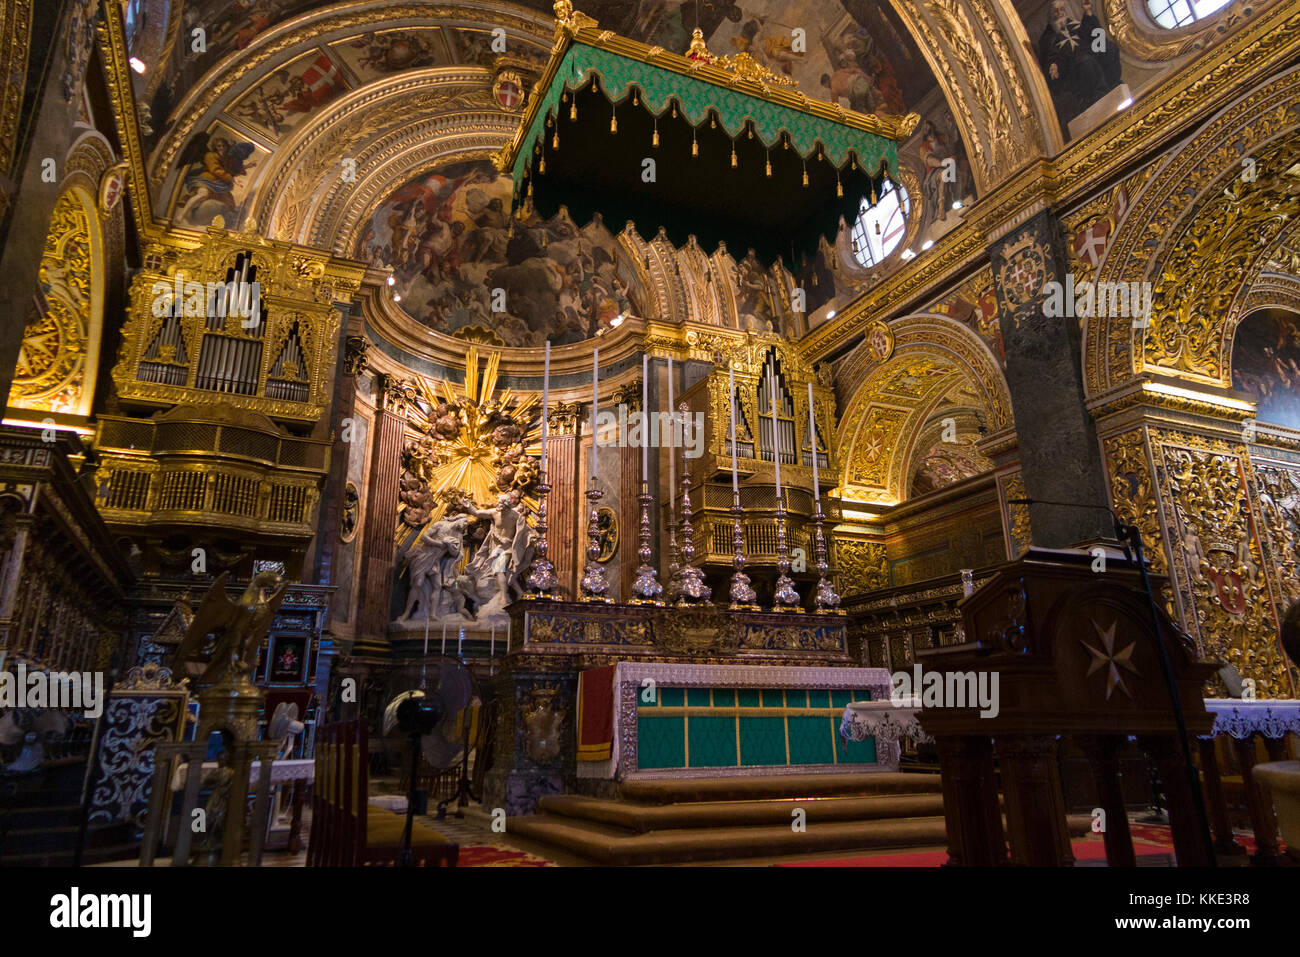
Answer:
[
  {"left": 836, "top": 175, "right": 843, "bottom": 198},
  {"left": 570, "top": 101, "right": 577, "bottom": 121},
  {"left": 802, "top": 166, "right": 809, "bottom": 187},
  {"left": 731, "top": 146, "right": 738, "bottom": 168},
  {"left": 692, "top": 132, "right": 698, "bottom": 157},
  {"left": 552, "top": 131, "right": 559, "bottom": 149},
  {"left": 875, "top": 220, "right": 882, "bottom": 235},
  {"left": 539, "top": 156, "right": 546, "bottom": 173},
  {"left": 765, "top": 157, "right": 772, "bottom": 177},
  {"left": 610, "top": 114, "right": 618, "bottom": 134},
  {"left": 653, "top": 128, "right": 659, "bottom": 147}
]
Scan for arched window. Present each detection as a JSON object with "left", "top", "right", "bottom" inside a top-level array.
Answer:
[
  {"left": 1145, "top": 0, "right": 1233, "bottom": 29},
  {"left": 850, "top": 180, "right": 909, "bottom": 268}
]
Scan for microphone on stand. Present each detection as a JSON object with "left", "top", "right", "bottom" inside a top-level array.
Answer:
[{"left": 1005, "top": 494, "right": 1217, "bottom": 866}]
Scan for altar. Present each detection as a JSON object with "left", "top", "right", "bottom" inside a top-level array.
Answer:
[
  {"left": 576, "top": 662, "right": 892, "bottom": 782},
  {"left": 482, "top": 599, "right": 890, "bottom": 813}
]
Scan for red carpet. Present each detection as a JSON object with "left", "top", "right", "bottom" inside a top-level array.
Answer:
[{"left": 456, "top": 844, "right": 554, "bottom": 867}]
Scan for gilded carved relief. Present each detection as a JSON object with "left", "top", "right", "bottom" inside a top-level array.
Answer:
[
  {"left": 1085, "top": 71, "right": 1300, "bottom": 397},
  {"left": 1158, "top": 437, "right": 1290, "bottom": 695},
  {"left": 1143, "top": 134, "right": 1300, "bottom": 381},
  {"left": 1253, "top": 463, "right": 1300, "bottom": 614},
  {"left": 8, "top": 188, "right": 100, "bottom": 417},
  {"left": 836, "top": 539, "right": 890, "bottom": 597}
]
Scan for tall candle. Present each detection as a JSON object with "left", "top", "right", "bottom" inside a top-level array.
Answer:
[
  {"left": 667, "top": 356, "right": 675, "bottom": 498},
  {"left": 591, "top": 346, "right": 599, "bottom": 481},
  {"left": 729, "top": 364, "right": 739, "bottom": 494},
  {"left": 641, "top": 353, "right": 649, "bottom": 481},
  {"left": 770, "top": 373, "right": 783, "bottom": 494},
  {"left": 807, "top": 381, "right": 820, "bottom": 506},
  {"left": 541, "top": 341, "right": 550, "bottom": 474}
]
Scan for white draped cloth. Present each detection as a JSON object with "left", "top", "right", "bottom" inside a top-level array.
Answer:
[{"left": 1201, "top": 699, "right": 1300, "bottom": 740}]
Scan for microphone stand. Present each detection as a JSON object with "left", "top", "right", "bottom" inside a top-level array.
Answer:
[{"left": 1008, "top": 497, "right": 1217, "bottom": 867}]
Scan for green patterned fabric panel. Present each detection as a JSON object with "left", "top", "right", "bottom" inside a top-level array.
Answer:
[
  {"left": 513, "top": 43, "right": 898, "bottom": 192},
  {"left": 636, "top": 685, "right": 877, "bottom": 770}
]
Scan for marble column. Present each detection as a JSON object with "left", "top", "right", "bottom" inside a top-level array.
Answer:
[
  {"left": 352, "top": 376, "right": 407, "bottom": 656},
  {"left": 987, "top": 212, "right": 1113, "bottom": 546},
  {"left": 995, "top": 734, "right": 1074, "bottom": 866}
]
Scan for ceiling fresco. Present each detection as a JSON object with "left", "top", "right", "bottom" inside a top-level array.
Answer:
[{"left": 357, "top": 159, "right": 637, "bottom": 347}]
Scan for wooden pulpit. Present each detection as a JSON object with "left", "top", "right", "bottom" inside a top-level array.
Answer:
[{"left": 917, "top": 547, "right": 1217, "bottom": 867}]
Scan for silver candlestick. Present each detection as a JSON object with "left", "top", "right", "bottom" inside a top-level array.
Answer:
[
  {"left": 663, "top": 516, "right": 682, "bottom": 603},
  {"left": 579, "top": 483, "right": 612, "bottom": 602},
  {"left": 771, "top": 487, "right": 801, "bottom": 612},
  {"left": 728, "top": 493, "right": 759, "bottom": 610},
  {"left": 524, "top": 476, "right": 559, "bottom": 599},
  {"left": 630, "top": 481, "right": 664, "bottom": 604},
  {"left": 675, "top": 417, "right": 711, "bottom": 606},
  {"left": 811, "top": 503, "right": 841, "bottom": 614}
]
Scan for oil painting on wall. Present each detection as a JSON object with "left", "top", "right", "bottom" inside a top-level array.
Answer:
[{"left": 1233, "top": 309, "right": 1300, "bottom": 429}]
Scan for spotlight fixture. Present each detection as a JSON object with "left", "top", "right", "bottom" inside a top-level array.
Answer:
[
  {"left": 920, "top": 239, "right": 934, "bottom": 251},
  {"left": 129, "top": 57, "right": 147, "bottom": 74},
  {"left": 393, "top": 294, "right": 402, "bottom": 303},
  {"left": 386, "top": 275, "right": 395, "bottom": 287},
  {"left": 826, "top": 310, "right": 836, "bottom": 319},
  {"left": 901, "top": 248, "right": 916, "bottom": 260},
  {"left": 952, "top": 200, "right": 963, "bottom": 210},
  {"left": 1117, "top": 97, "right": 1133, "bottom": 110}
]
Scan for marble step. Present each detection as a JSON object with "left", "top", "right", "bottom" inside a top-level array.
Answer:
[
  {"left": 537, "top": 792, "right": 947, "bottom": 833},
  {"left": 616, "top": 770, "right": 942, "bottom": 804},
  {"left": 506, "top": 812, "right": 952, "bottom": 865}
]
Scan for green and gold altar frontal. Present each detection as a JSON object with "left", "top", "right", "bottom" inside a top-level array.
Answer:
[
  {"left": 638, "top": 687, "right": 876, "bottom": 770},
  {"left": 495, "top": 2, "right": 917, "bottom": 265}
]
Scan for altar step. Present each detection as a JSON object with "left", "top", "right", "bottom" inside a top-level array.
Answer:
[
  {"left": 506, "top": 772, "right": 1093, "bottom": 864},
  {"left": 507, "top": 772, "right": 956, "bottom": 865}
]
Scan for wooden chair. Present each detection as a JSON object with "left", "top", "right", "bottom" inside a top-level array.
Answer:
[{"left": 307, "top": 720, "right": 457, "bottom": 867}]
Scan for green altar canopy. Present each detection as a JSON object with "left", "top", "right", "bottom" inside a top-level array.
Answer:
[{"left": 494, "top": 2, "right": 919, "bottom": 267}]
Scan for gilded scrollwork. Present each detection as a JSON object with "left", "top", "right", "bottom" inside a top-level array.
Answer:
[
  {"left": 1142, "top": 134, "right": 1300, "bottom": 381},
  {"left": 1156, "top": 435, "right": 1290, "bottom": 695},
  {"left": 1001, "top": 471, "right": 1032, "bottom": 558},
  {"left": 1102, "top": 429, "right": 1166, "bottom": 575},
  {"left": 10, "top": 188, "right": 98, "bottom": 416},
  {"left": 1252, "top": 463, "right": 1300, "bottom": 613},
  {"left": 1085, "top": 71, "right": 1300, "bottom": 397},
  {"left": 836, "top": 539, "right": 890, "bottom": 598}
]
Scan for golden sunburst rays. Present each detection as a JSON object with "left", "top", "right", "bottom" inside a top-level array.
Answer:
[{"left": 403, "top": 345, "right": 542, "bottom": 528}]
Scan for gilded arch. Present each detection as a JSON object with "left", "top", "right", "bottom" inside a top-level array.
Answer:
[
  {"left": 1083, "top": 66, "right": 1300, "bottom": 400},
  {"left": 6, "top": 181, "right": 105, "bottom": 421},
  {"left": 835, "top": 313, "right": 1012, "bottom": 505},
  {"left": 883, "top": 0, "right": 1060, "bottom": 192}
]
